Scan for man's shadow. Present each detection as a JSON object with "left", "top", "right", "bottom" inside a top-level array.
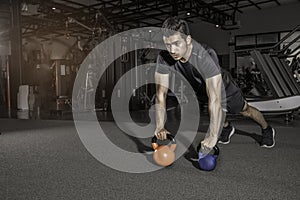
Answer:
[
  {"left": 119, "top": 105, "right": 262, "bottom": 167},
  {"left": 114, "top": 107, "right": 184, "bottom": 167},
  {"left": 131, "top": 128, "right": 262, "bottom": 154},
  {"left": 130, "top": 106, "right": 181, "bottom": 148},
  {"left": 234, "top": 129, "right": 262, "bottom": 144}
]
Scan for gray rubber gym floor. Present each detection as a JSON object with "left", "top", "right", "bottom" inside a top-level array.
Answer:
[{"left": 1, "top": 112, "right": 299, "bottom": 200}]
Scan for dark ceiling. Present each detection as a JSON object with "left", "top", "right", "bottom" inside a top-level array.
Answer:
[{"left": 0, "top": 0, "right": 299, "bottom": 41}]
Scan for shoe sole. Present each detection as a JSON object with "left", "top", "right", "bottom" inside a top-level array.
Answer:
[
  {"left": 261, "top": 128, "right": 276, "bottom": 148},
  {"left": 218, "top": 127, "right": 235, "bottom": 144}
]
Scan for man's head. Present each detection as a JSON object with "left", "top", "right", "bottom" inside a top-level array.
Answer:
[
  {"left": 162, "top": 16, "right": 190, "bottom": 37},
  {"left": 162, "top": 16, "right": 192, "bottom": 61}
]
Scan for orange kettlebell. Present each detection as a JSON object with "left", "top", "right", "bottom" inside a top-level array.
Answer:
[{"left": 151, "top": 134, "right": 176, "bottom": 167}]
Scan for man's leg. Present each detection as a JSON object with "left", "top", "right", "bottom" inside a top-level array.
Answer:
[
  {"left": 218, "top": 83, "right": 245, "bottom": 145},
  {"left": 240, "top": 101, "right": 275, "bottom": 148},
  {"left": 239, "top": 101, "right": 268, "bottom": 129}
]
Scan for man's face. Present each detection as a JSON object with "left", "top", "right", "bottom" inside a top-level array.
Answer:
[{"left": 163, "top": 33, "right": 190, "bottom": 61}]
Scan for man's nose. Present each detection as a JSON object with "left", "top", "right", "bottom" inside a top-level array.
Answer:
[{"left": 170, "top": 45, "right": 176, "bottom": 54}]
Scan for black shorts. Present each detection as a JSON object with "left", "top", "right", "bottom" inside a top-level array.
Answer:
[{"left": 226, "top": 90, "right": 245, "bottom": 114}]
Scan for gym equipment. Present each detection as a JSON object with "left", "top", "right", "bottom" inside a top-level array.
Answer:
[
  {"left": 52, "top": 60, "right": 73, "bottom": 112},
  {"left": 249, "top": 25, "right": 300, "bottom": 98},
  {"left": 151, "top": 134, "right": 176, "bottom": 167},
  {"left": 236, "top": 25, "right": 300, "bottom": 122},
  {"left": 248, "top": 95, "right": 300, "bottom": 112},
  {"left": 17, "top": 85, "right": 29, "bottom": 110},
  {"left": 198, "top": 145, "right": 219, "bottom": 171},
  {"left": 5, "top": 55, "right": 11, "bottom": 118},
  {"left": 250, "top": 50, "right": 300, "bottom": 115}
]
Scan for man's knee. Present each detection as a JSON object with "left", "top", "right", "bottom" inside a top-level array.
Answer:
[{"left": 240, "top": 101, "right": 251, "bottom": 117}]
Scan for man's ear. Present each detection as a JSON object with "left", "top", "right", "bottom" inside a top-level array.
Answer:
[{"left": 186, "top": 35, "right": 192, "bottom": 45}]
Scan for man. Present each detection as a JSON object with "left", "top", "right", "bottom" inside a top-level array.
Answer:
[{"left": 154, "top": 16, "right": 275, "bottom": 154}]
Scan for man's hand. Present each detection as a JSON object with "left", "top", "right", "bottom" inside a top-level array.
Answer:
[
  {"left": 155, "top": 128, "right": 169, "bottom": 140},
  {"left": 200, "top": 136, "right": 218, "bottom": 154}
]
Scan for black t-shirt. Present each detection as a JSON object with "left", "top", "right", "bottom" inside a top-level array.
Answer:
[{"left": 156, "top": 42, "right": 240, "bottom": 99}]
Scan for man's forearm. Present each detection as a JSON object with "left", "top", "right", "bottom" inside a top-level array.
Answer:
[
  {"left": 154, "top": 72, "right": 169, "bottom": 135},
  {"left": 207, "top": 99, "right": 223, "bottom": 143},
  {"left": 155, "top": 95, "right": 166, "bottom": 132},
  {"left": 203, "top": 74, "right": 224, "bottom": 150}
]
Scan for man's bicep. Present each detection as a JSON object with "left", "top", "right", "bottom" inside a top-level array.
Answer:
[
  {"left": 155, "top": 72, "right": 169, "bottom": 93},
  {"left": 205, "top": 74, "right": 222, "bottom": 98}
]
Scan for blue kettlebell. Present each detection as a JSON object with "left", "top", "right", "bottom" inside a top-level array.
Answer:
[{"left": 198, "top": 145, "right": 219, "bottom": 171}]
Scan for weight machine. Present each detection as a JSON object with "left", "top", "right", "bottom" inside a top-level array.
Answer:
[{"left": 246, "top": 25, "right": 300, "bottom": 122}]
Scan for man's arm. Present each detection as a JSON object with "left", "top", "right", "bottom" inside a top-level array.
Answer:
[
  {"left": 201, "top": 74, "right": 224, "bottom": 152},
  {"left": 154, "top": 72, "right": 169, "bottom": 140}
]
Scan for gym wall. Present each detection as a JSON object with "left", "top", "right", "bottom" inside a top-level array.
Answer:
[{"left": 189, "top": 2, "right": 300, "bottom": 72}]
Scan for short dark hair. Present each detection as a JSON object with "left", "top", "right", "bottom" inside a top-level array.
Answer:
[{"left": 162, "top": 16, "right": 190, "bottom": 38}]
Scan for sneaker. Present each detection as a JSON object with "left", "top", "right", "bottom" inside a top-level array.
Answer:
[
  {"left": 261, "top": 126, "right": 275, "bottom": 148},
  {"left": 218, "top": 123, "right": 235, "bottom": 144}
]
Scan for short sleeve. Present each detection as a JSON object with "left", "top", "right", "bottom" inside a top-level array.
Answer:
[
  {"left": 156, "top": 50, "right": 175, "bottom": 74},
  {"left": 191, "top": 44, "right": 221, "bottom": 80}
]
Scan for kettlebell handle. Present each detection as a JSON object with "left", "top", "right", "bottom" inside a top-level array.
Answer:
[
  {"left": 151, "top": 134, "right": 176, "bottom": 152},
  {"left": 213, "top": 145, "right": 219, "bottom": 156},
  {"left": 199, "top": 145, "right": 219, "bottom": 159}
]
